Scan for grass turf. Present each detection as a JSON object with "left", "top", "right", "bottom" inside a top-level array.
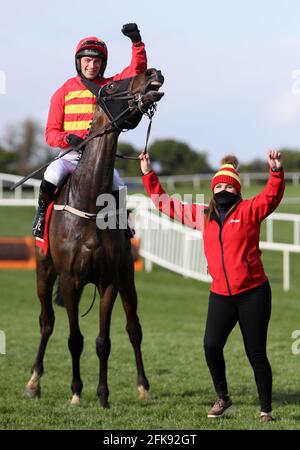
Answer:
[
  {"left": 0, "top": 185, "right": 299, "bottom": 430},
  {"left": 0, "top": 256, "right": 299, "bottom": 430}
]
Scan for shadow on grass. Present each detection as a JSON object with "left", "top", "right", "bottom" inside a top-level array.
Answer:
[{"left": 272, "top": 390, "right": 300, "bottom": 406}]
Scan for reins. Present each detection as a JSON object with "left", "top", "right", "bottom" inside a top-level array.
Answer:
[{"left": 116, "top": 103, "right": 156, "bottom": 160}]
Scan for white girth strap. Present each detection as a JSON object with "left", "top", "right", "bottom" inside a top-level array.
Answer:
[{"left": 54, "top": 204, "right": 97, "bottom": 220}]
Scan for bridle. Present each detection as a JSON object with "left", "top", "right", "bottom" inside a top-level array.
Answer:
[
  {"left": 91, "top": 78, "right": 152, "bottom": 125},
  {"left": 81, "top": 75, "right": 157, "bottom": 159}
]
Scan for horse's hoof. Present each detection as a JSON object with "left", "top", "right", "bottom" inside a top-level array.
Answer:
[
  {"left": 71, "top": 394, "right": 81, "bottom": 405},
  {"left": 138, "top": 385, "right": 149, "bottom": 400},
  {"left": 25, "top": 385, "right": 41, "bottom": 399},
  {"left": 25, "top": 371, "right": 41, "bottom": 398},
  {"left": 100, "top": 399, "right": 110, "bottom": 409}
]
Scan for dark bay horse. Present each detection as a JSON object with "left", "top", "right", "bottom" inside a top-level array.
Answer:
[{"left": 25, "top": 69, "right": 164, "bottom": 408}]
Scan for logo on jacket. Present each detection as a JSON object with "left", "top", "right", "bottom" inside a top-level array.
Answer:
[{"left": 228, "top": 219, "right": 240, "bottom": 224}]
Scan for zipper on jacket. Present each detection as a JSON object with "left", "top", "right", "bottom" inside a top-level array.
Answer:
[
  {"left": 218, "top": 224, "right": 232, "bottom": 296},
  {"left": 212, "top": 200, "right": 242, "bottom": 296}
]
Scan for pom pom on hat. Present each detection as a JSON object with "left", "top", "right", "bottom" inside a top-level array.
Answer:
[{"left": 220, "top": 154, "right": 239, "bottom": 169}]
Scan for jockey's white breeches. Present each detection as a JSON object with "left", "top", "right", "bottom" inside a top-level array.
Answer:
[{"left": 43, "top": 150, "right": 125, "bottom": 191}]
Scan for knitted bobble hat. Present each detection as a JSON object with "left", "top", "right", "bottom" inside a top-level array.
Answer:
[{"left": 211, "top": 155, "right": 241, "bottom": 193}]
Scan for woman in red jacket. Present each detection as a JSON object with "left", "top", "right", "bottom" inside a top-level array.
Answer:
[
  {"left": 140, "top": 150, "right": 285, "bottom": 422},
  {"left": 33, "top": 23, "right": 146, "bottom": 239}
]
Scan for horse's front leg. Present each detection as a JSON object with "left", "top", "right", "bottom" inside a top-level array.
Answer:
[
  {"left": 96, "top": 284, "right": 118, "bottom": 408},
  {"left": 59, "top": 275, "right": 84, "bottom": 405},
  {"left": 25, "top": 253, "right": 57, "bottom": 398}
]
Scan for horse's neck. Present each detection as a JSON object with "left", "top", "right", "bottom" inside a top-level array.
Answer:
[{"left": 68, "top": 130, "right": 119, "bottom": 212}]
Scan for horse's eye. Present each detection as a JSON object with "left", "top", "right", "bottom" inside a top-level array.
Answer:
[{"left": 108, "top": 83, "right": 114, "bottom": 89}]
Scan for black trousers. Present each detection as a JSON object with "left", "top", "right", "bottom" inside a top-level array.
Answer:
[{"left": 204, "top": 281, "right": 272, "bottom": 412}]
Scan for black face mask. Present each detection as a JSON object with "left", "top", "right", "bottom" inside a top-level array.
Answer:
[{"left": 214, "top": 190, "right": 239, "bottom": 212}]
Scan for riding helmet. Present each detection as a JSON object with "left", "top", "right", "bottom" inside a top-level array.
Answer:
[{"left": 75, "top": 36, "right": 108, "bottom": 76}]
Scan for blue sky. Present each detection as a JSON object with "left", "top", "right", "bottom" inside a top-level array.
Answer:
[{"left": 1, "top": 0, "right": 300, "bottom": 168}]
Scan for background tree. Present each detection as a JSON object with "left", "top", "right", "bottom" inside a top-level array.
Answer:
[
  {"left": 239, "top": 148, "right": 300, "bottom": 172},
  {"left": 115, "top": 142, "right": 140, "bottom": 177},
  {"left": 147, "top": 139, "right": 212, "bottom": 175},
  {"left": 239, "top": 158, "right": 267, "bottom": 172},
  {"left": 278, "top": 148, "right": 300, "bottom": 171},
  {"left": 0, "top": 118, "right": 54, "bottom": 175},
  {"left": 0, "top": 145, "right": 18, "bottom": 173}
]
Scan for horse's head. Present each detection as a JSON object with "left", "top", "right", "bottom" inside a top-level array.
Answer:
[{"left": 91, "top": 68, "right": 164, "bottom": 131}]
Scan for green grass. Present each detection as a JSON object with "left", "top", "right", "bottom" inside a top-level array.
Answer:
[
  {"left": 0, "top": 207, "right": 36, "bottom": 236},
  {"left": 0, "top": 260, "right": 300, "bottom": 430},
  {"left": 0, "top": 194, "right": 300, "bottom": 430}
]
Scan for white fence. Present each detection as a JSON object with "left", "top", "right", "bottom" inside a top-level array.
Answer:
[
  {"left": 130, "top": 198, "right": 210, "bottom": 283},
  {"left": 124, "top": 172, "right": 300, "bottom": 190},
  {"left": 1, "top": 171, "right": 300, "bottom": 206},
  {"left": 127, "top": 195, "right": 300, "bottom": 292},
  {"left": 0, "top": 173, "right": 40, "bottom": 206},
  {"left": 266, "top": 213, "right": 300, "bottom": 246},
  {"left": 7, "top": 172, "right": 296, "bottom": 193},
  {"left": 0, "top": 173, "right": 299, "bottom": 291}
]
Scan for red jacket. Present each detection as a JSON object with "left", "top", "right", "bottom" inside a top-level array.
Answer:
[
  {"left": 46, "top": 42, "right": 147, "bottom": 149},
  {"left": 142, "top": 169, "right": 285, "bottom": 296}
]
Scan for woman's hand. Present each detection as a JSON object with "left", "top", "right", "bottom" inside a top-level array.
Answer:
[
  {"left": 267, "top": 150, "right": 282, "bottom": 170},
  {"left": 139, "top": 151, "right": 152, "bottom": 175}
]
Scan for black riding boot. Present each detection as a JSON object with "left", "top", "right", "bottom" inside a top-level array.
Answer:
[{"left": 32, "top": 179, "right": 57, "bottom": 239}]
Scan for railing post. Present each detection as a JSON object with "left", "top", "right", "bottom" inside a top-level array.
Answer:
[
  {"left": 34, "top": 185, "right": 40, "bottom": 199},
  {"left": 283, "top": 250, "right": 290, "bottom": 292},
  {"left": 167, "top": 177, "right": 175, "bottom": 191},
  {"left": 14, "top": 186, "right": 22, "bottom": 199},
  {"left": 294, "top": 221, "right": 300, "bottom": 246},
  {"left": 243, "top": 174, "right": 251, "bottom": 188},
  {"left": 266, "top": 218, "right": 273, "bottom": 242},
  {"left": 193, "top": 176, "right": 200, "bottom": 190},
  {"left": 292, "top": 174, "right": 299, "bottom": 186},
  {"left": 144, "top": 258, "right": 153, "bottom": 272}
]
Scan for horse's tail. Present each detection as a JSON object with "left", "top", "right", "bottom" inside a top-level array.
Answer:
[{"left": 54, "top": 278, "right": 65, "bottom": 307}]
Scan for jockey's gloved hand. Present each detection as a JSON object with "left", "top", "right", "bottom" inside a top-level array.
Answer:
[
  {"left": 121, "top": 23, "right": 142, "bottom": 43},
  {"left": 66, "top": 134, "right": 84, "bottom": 148}
]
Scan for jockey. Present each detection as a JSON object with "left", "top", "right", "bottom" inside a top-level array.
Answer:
[{"left": 33, "top": 23, "right": 146, "bottom": 239}]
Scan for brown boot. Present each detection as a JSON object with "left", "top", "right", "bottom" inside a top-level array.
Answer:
[{"left": 207, "top": 398, "right": 233, "bottom": 418}]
